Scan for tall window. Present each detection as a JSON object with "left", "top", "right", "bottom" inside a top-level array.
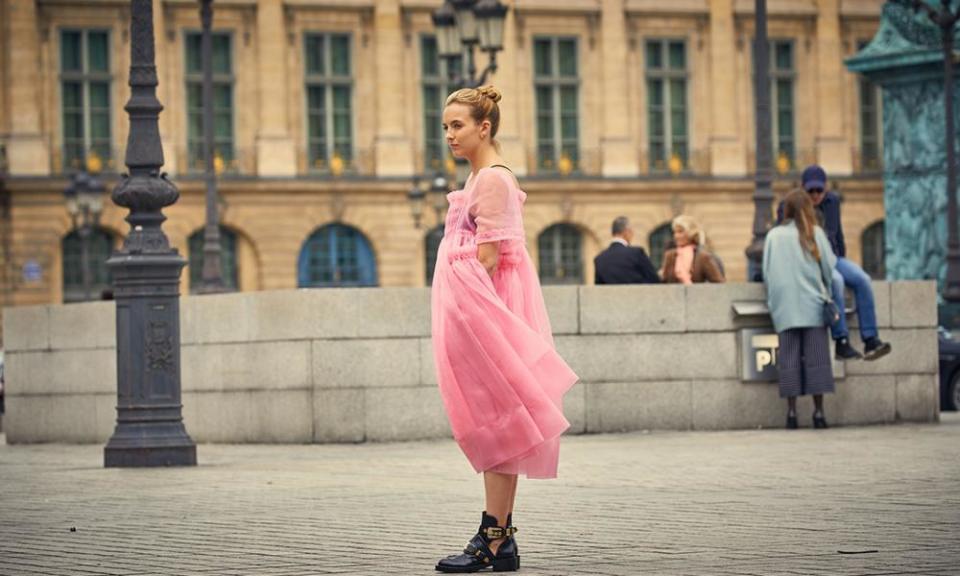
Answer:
[
  {"left": 648, "top": 222, "right": 673, "bottom": 272},
  {"left": 769, "top": 40, "right": 796, "bottom": 171},
  {"left": 188, "top": 227, "right": 238, "bottom": 292},
  {"left": 534, "top": 37, "right": 579, "bottom": 173},
  {"left": 646, "top": 40, "right": 688, "bottom": 173},
  {"left": 185, "top": 32, "right": 234, "bottom": 172},
  {"left": 60, "top": 30, "right": 112, "bottom": 172},
  {"left": 862, "top": 220, "right": 885, "bottom": 280},
  {"left": 755, "top": 40, "right": 796, "bottom": 171},
  {"left": 421, "top": 36, "right": 462, "bottom": 172},
  {"left": 63, "top": 228, "right": 114, "bottom": 302},
  {"left": 425, "top": 225, "right": 445, "bottom": 285},
  {"left": 858, "top": 40, "right": 882, "bottom": 172},
  {"left": 305, "top": 34, "right": 353, "bottom": 173},
  {"left": 298, "top": 224, "right": 376, "bottom": 287},
  {"left": 538, "top": 223, "right": 583, "bottom": 284}
]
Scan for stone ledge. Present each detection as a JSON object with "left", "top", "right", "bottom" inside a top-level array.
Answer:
[
  {"left": 182, "top": 341, "right": 312, "bottom": 392},
  {"left": 579, "top": 284, "right": 686, "bottom": 334},
  {"left": 557, "top": 332, "right": 738, "bottom": 382},
  {"left": 312, "top": 338, "right": 420, "bottom": 389},
  {"left": 2, "top": 305, "right": 50, "bottom": 352},
  {"left": 4, "top": 349, "right": 117, "bottom": 395},
  {"left": 891, "top": 281, "right": 938, "bottom": 328}
]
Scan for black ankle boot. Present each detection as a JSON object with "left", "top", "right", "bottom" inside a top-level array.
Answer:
[
  {"left": 436, "top": 512, "right": 520, "bottom": 573},
  {"left": 813, "top": 411, "right": 829, "bottom": 429},
  {"left": 786, "top": 411, "right": 798, "bottom": 430}
]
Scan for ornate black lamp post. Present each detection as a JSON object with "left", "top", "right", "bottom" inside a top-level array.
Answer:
[
  {"left": 104, "top": 0, "right": 196, "bottom": 467},
  {"left": 904, "top": 0, "right": 960, "bottom": 301},
  {"left": 432, "top": 0, "right": 508, "bottom": 88},
  {"left": 745, "top": 0, "right": 774, "bottom": 282},
  {"left": 64, "top": 171, "right": 105, "bottom": 302},
  {"left": 408, "top": 172, "right": 450, "bottom": 229},
  {"left": 196, "top": 0, "right": 225, "bottom": 293},
  {"left": 1, "top": 144, "right": 11, "bottom": 310}
]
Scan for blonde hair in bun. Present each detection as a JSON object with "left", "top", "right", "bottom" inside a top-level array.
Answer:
[
  {"left": 476, "top": 85, "right": 502, "bottom": 103},
  {"left": 445, "top": 84, "right": 503, "bottom": 146}
]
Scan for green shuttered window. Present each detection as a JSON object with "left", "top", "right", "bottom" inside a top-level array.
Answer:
[
  {"left": 305, "top": 34, "right": 354, "bottom": 173},
  {"left": 534, "top": 37, "right": 579, "bottom": 173},
  {"left": 646, "top": 39, "right": 688, "bottom": 173},
  {"left": 60, "top": 30, "right": 112, "bottom": 172},
  {"left": 185, "top": 32, "right": 235, "bottom": 172}
]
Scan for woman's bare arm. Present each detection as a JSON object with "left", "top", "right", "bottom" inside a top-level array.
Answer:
[{"left": 477, "top": 241, "right": 500, "bottom": 277}]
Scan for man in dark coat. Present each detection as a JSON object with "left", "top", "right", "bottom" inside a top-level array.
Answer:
[
  {"left": 594, "top": 216, "right": 661, "bottom": 285},
  {"left": 777, "top": 165, "right": 891, "bottom": 361}
]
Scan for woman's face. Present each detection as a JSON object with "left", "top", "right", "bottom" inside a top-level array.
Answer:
[
  {"left": 443, "top": 103, "right": 487, "bottom": 159},
  {"left": 673, "top": 226, "right": 692, "bottom": 247}
]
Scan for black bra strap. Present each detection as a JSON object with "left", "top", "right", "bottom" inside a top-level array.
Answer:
[{"left": 488, "top": 164, "right": 513, "bottom": 173}]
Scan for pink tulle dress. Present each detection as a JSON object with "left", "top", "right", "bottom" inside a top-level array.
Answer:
[{"left": 431, "top": 167, "right": 578, "bottom": 479}]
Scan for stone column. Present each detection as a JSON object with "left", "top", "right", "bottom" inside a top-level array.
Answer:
[
  {"left": 493, "top": 2, "right": 527, "bottom": 175},
  {"left": 814, "top": 0, "right": 851, "bottom": 174},
  {"left": 255, "top": 0, "right": 297, "bottom": 176},
  {"left": 373, "top": 0, "right": 415, "bottom": 176},
  {"left": 6, "top": 0, "right": 50, "bottom": 175},
  {"left": 599, "top": 0, "right": 637, "bottom": 176},
  {"left": 153, "top": 0, "right": 177, "bottom": 174},
  {"left": 708, "top": 0, "right": 746, "bottom": 175}
]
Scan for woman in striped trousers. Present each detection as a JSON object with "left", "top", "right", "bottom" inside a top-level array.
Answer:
[{"left": 762, "top": 189, "right": 837, "bottom": 429}]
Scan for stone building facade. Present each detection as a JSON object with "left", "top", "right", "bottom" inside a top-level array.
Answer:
[{"left": 0, "top": 0, "right": 887, "bottom": 340}]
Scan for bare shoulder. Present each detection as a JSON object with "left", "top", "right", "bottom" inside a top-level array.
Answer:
[{"left": 481, "top": 165, "right": 519, "bottom": 189}]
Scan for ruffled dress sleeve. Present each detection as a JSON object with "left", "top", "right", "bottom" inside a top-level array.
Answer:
[{"left": 468, "top": 169, "right": 525, "bottom": 244}]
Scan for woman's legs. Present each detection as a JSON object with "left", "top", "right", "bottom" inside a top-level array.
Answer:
[
  {"left": 787, "top": 396, "right": 798, "bottom": 415},
  {"left": 484, "top": 471, "right": 518, "bottom": 554},
  {"left": 813, "top": 394, "right": 824, "bottom": 413}
]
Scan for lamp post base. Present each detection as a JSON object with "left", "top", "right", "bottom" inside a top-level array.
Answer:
[
  {"left": 745, "top": 239, "right": 765, "bottom": 282},
  {"left": 104, "top": 421, "right": 197, "bottom": 467}
]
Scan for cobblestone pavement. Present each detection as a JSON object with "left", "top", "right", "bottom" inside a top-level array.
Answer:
[{"left": 1, "top": 415, "right": 958, "bottom": 576}]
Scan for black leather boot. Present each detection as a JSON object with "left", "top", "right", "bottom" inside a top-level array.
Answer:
[
  {"left": 813, "top": 411, "right": 829, "bottom": 429},
  {"left": 436, "top": 512, "right": 520, "bottom": 573}
]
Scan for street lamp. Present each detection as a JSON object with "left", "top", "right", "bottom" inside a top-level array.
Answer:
[
  {"left": 432, "top": 0, "right": 509, "bottom": 88},
  {"left": 196, "top": 0, "right": 225, "bottom": 294},
  {"left": 1, "top": 143, "right": 11, "bottom": 310},
  {"left": 407, "top": 172, "right": 450, "bottom": 229},
  {"left": 744, "top": 0, "right": 775, "bottom": 282},
  {"left": 408, "top": 177, "right": 426, "bottom": 229},
  {"left": 64, "top": 171, "right": 105, "bottom": 302},
  {"left": 104, "top": 0, "right": 196, "bottom": 467},
  {"left": 906, "top": 0, "right": 960, "bottom": 302}
]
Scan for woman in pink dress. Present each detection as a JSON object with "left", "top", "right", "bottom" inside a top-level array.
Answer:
[{"left": 432, "top": 85, "right": 578, "bottom": 573}]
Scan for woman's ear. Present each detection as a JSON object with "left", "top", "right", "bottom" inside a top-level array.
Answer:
[{"left": 480, "top": 119, "right": 492, "bottom": 139}]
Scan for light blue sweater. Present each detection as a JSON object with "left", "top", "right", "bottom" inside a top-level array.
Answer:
[{"left": 762, "top": 221, "right": 837, "bottom": 333}]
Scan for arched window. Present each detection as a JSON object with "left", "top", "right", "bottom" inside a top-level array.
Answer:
[
  {"left": 537, "top": 223, "right": 583, "bottom": 285},
  {"left": 298, "top": 223, "right": 377, "bottom": 287},
  {"left": 862, "top": 220, "right": 885, "bottom": 280},
  {"left": 63, "top": 227, "right": 115, "bottom": 302},
  {"left": 425, "top": 225, "right": 444, "bottom": 286},
  {"left": 188, "top": 227, "right": 239, "bottom": 292},
  {"left": 648, "top": 222, "right": 673, "bottom": 272}
]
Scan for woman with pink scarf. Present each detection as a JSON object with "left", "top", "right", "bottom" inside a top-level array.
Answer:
[{"left": 660, "top": 215, "right": 725, "bottom": 284}]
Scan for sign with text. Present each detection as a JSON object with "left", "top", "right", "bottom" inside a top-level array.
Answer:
[{"left": 740, "top": 328, "right": 780, "bottom": 382}]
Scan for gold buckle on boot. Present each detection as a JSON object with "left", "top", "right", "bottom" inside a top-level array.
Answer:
[{"left": 482, "top": 526, "right": 518, "bottom": 540}]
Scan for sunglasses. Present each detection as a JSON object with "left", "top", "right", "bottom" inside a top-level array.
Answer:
[{"left": 807, "top": 187, "right": 825, "bottom": 194}]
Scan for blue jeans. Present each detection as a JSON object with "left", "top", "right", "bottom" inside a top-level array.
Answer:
[{"left": 830, "top": 257, "right": 878, "bottom": 341}]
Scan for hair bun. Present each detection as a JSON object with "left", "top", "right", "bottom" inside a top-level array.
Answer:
[{"left": 477, "top": 85, "right": 502, "bottom": 104}]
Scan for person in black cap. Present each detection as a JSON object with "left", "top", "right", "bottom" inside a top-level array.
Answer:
[
  {"left": 779, "top": 165, "right": 891, "bottom": 361},
  {"left": 594, "top": 216, "right": 661, "bottom": 285}
]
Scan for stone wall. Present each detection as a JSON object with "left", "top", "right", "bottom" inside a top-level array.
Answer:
[{"left": 2, "top": 281, "right": 939, "bottom": 444}]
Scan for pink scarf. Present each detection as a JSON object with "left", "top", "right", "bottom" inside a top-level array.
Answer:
[{"left": 674, "top": 245, "right": 695, "bottom": 285}]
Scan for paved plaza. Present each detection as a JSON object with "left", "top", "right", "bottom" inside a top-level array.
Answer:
[{"left": 0, "top": 414, "right": 958, "bottom": 576}]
